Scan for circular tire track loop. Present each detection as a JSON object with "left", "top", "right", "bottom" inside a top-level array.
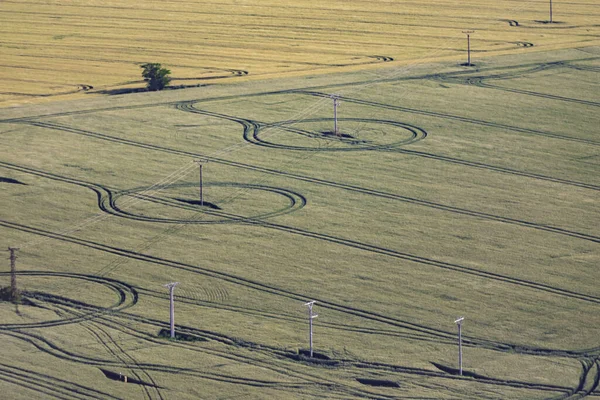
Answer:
[
  {"left": 0, "top": 271, "right": 137, "bottom": 330},
  {"left": 3, "top": 161, "right": 600, "bottom": 318},
  {"left": 176, "top": 101, "right": 427, "bottom": 152},
  {"left": 0, "top": 273, "right": 154, "bottom": 398},
  {"left": 110, "top": 182, "right": 306, "bottom": 224},
  {"left": 1, "top": 235, "right": 597, "bottom": 396},
  {"left": 0, "top": 160, "right": 305, "bottom": 226},
  {"left": 249, "top": 118, "right": 426, "bottom": 151}
]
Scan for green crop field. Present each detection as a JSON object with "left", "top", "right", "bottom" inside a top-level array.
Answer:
[{"left": 1, "top": 1, "right": 599, "bottom": 399}]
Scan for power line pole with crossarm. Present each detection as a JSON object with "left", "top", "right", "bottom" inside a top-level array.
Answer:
[
  {"left": 164, "top": 282, "right": 179, "bottom": 338},
  {"left": 331, "top": 95, "right": 341, "bottom": 136},
  {"left": 455, "top": 317, "right": 465, "bottom": 375},
  {"left": 304, "top": 301, "right": 318, "bottom": 357}
]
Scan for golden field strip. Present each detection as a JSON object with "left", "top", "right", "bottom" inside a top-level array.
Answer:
[{"left": 1, "top": 0, "right": 599, "bottom": 107}]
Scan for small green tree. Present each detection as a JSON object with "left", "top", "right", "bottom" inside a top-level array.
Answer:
[{"left": 140, "top": 63, "right": 171, "bottom": 91}]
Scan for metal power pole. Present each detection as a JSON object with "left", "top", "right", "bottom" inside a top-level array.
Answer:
[
  {"left": 331, "top": 95, "right": 341, "bottom": 136},
  {"left": 304, "top": 301, "right": 318, "bottom": 357},
  {"left": 549, "top": 0, "right": 553, "bottom": 23},
  {"left": 8, "top": 247, "right": 19, "bottom": 302},
  {"left": 164, "top": 282, "right": 179, "bottom": 338},
  {"left": 462, "top": 31, "right": 474, "bottom": 66},
  {"left": 194, "top": 160, "right": 204, "bottom": 206},
  {"left": 455, "top": 317, "right": 465, "bottom": 375}
]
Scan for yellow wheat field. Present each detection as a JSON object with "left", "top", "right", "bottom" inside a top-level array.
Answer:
[{"left": 1, "top": 0, "right": 599, "bottom": 107}]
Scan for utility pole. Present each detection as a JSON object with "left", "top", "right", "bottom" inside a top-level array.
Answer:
[
  {"left": 455, "top": 317, "right": 465, "bottom": 375},
  {"left": 164, "top": 282, "right": 179, "bottom": 338},
  {"left": 331, "top": 95, "right": 341, "bottom": 136},
  {"left": 194, "top": 160, "right": 204, "bottom": 206},
  {"left": 462, "top": 31, "right": 474, "bottom": 66},
  {"left": 304, "top": 301, "right": 318, "bottom": 357},
  {"left": 8, "top": 247, "right": 19, "bottom": 303},
  {"left": 549, "top": 0, "right": 553, "bottom": 23}
]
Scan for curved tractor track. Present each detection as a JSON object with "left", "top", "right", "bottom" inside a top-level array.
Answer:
[
  {"left": 0, "top": 84, "right": 94, "bottom": 99},
  {"left": 3, "top": 300, "right": 316, "bottom": 393},
  {"left": 177, "top": 102, "right": 427, "bottom": 152},
  {"left": 2, "top": 296, "right": 372, "bottom": 397},
  {"left": 0, "top": 160, "right": 305, "bottom": 225},
  {"left": 293, "top": 92, "right": 600, "bottom": 191},
  {"left": 19, "top": 117, "right": 600, "bottom": 242},
  {"left": 0, "top": 330, "right": 310, "bottom": 392},
  {"left": 4, "top": 289, "right": 582, "bottom": 400},
  {"left": 3, "top": 219, "right": 600, "bottom": 361},
  {"left": 175, "top": 100, "right": 599, "bottom": 192},
  {"left": 54, "top": 304, "right": 393, "bottom": 399},
  {"left": 247, "top": 117, "right": 427, "bottom": 151},
  {"left": 463, "top": 77, "right": 600, "bottom": 107},
  {"left": 565, "top": 357, "right": 600, "bottom": 399},
  {"left": 296, "top": 89, "right": 600, "bottom": 147},
  {"left": 5, "top": 284, "right": 593, "bottom": 400},
  {"left": 70, "top": 303, "right": 587, "bottom": 399},
  {"left": 110, "top": 181, "right": 306, "bottom": 224},
  {"left": 171, "top": 69, "right": 249, "bottom": 81},
  {"left": 1, "top": 55, "right": 598, "bottom": 399},
  {"left": 434, "top": 61, "right": 600, "bottom": 108},
  {"left": 1, "top": 218, "right": 599, "bottom": 397},
  {"left": 3, "top": 122, "right": 600, "bottom": 243},
  {"left": 3, "top": 162, "right": 600, "bottom": 302},
  {"left": 0, "top": 271, "right": 138, "bottom": 330},
  {"left": 79, "top": 319, "right": 162, "bottom": 400}
]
